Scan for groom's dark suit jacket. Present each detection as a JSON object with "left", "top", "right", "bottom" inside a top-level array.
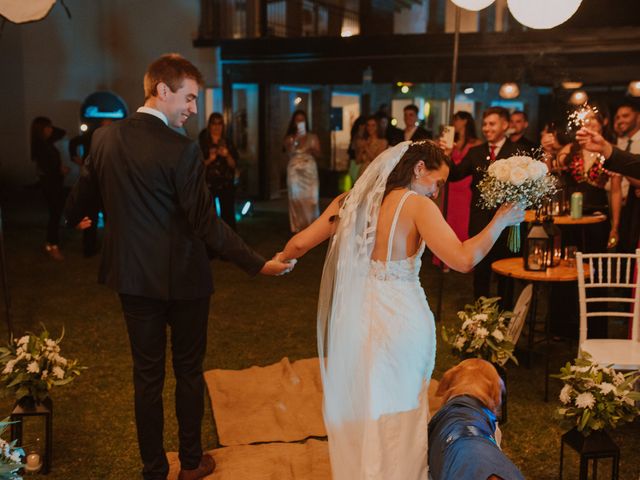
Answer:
[
  {"left": 448, "top": 139, "right": 521, "bottom": 237},
  {"left": 65, "top": 112, "right": 265, "bottom": 300}
]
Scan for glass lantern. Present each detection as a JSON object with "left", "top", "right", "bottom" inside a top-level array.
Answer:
[
  {"left": 523, "top": 223, "right": 550, "bottom": 271},
  {"left": 543, "top": 218, "right": 562, "bottom": 267},
  {"left": 11, "top": 397, "right": 52, "bottom": 474}
]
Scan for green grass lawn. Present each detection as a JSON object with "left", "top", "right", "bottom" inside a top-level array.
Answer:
[{"left": 0, "top": 193, "right": 638, "bottom": 479}]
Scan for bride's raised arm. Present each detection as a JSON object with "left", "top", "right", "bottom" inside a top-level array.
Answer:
[
  {"left": 411, "top": 195, "right": 523, "bottom": 273},
  {"left": 277, "top": 192, "right": 347, "bottom": 262}
]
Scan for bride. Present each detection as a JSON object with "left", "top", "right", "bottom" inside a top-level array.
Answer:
[{"left": 277, "top": 140, "right": 523, "bottom": 479}]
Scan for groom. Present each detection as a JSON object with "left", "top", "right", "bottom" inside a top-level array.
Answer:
[{"left": 65, "top": 54, "right": 291, "bottom": 480}]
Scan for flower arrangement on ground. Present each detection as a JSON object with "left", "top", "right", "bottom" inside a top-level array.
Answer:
[
  {"left": 442, "top": 296, "right": 518, "bottom": 367},
  {"left": 0, "top": 418, "right": 24, "bottom": 479},
  {"left": 553, "top": 351, "right": 640, "bottom": 435},
  {"left": 478, "top": 152, "right": 557, "bottom": 251},
  {"left": 0, "top": 325, "right": 84, "bottom": 404}
]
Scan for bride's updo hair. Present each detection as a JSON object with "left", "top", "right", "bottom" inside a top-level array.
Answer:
[{"left": 384, "top": 140, "right": 450, "bottom": 198}]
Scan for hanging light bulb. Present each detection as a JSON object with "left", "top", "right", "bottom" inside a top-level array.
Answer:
[
  {"left": 450, "top": 0, "right": 495, "bottom": 11},
  {"left": 499, "top": 83, "right": 520, "bottom": 99},
  {"left": 561, "top": 81, "right": 583, "bottom": 90},
  {"left": 628, "top": 81, "right": 640, "bottom": 97},
  {"left": 569, "top": 90, "right": 588, "bottom": 105},
  {"left": 507, "top": 0, "right": 582, "bottom": 29}
]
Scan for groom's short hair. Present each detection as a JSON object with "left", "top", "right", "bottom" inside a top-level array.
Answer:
[
  {"left": 144, "top": 53, "right": 204, "bottom": 100},
  {"left": 483, "top": 106, "right": 510, "bottom": 122}
]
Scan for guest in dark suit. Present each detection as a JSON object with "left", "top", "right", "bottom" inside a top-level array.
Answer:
[
  {"left": 400, "top": 104, "right": 432, "bottom": 143},
  {"left": 447, "top": 107, "right": 520, "bottom": 304},
  {"left": 65, "top": 54, "right": 291, "bottom": 480},
  {"left": 509, "top": 110, "right": 537, "bottom": 153}
]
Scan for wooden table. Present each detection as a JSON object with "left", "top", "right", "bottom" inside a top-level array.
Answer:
[
  {"left": 524, "top": 210, "right": 607, "bottom": 225},
  {"left": 492, "top": 257, "right": 589, "bottom": 401}
]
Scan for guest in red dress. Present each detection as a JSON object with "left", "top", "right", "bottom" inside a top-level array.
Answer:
[{"left": 434, "top": 111, "right": 481, "bottom": 269}]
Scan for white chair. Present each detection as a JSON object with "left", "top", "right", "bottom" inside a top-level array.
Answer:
[
  {"left": 576, "top": 249, "right": 640, "bottom": 370},
  {"left": 506, "top": 283, "right": 533, "bottom": 347}
]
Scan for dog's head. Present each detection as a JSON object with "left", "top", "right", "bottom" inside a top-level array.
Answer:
[{"left": 436, "top": 359, "right": 504, "bottom": 414}]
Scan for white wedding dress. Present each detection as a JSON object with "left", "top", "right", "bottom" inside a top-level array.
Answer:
[{"left": 319, "top": 166, "right": 436, "bottom": 480}]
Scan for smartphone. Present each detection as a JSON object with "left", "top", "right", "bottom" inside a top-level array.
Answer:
[
  {"left": 441, "top": 125, "right": 454, "bottom": 149},
  {"left": 296, "top": 121, "right": 306, "bottom": 136}
]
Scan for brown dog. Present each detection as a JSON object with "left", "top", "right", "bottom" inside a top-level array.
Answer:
[
  {"left": 435, "top": 358, "right": 503, "bottom": 414},
  {"left": 428, "top": 359, "right": 524, "bottom": 480}
]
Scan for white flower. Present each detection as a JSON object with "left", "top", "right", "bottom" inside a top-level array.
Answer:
[
  {"left": 559, "top": 384, "right": 573, "bottom": 404},
  {"left": 598, "top": 382, "right": 616, "bottom": 395},
  {"left": 612, "top": 372, "right": 625, "bottom": 386},
  {"left": 454, "top": 336, "right": 467, "bottom": 350},
  {"left": 45, "top": 338, "right": 57, "bottom": 348},
  {"left": 491, "top": 161, "right": 511, "bottom": 182},
  {"left": 473, "top": 313, "right": 488, "bottom": 322},
  {"left": 2, "top": 359, "right": 16, "bottom": 374},
  {"left": 17, "top": 335, "right": 29, "bottom": 346},
  {"left": 491, "top": 329, "right": 504, "bottom": 342},
  {"left": 623, "top": 397, "right": 635, "bottom": 406},
  {"left": 27, "top": 361, "right": 40, "bottom": 374},
  {"left": 52, "top": 366, "right": 65, "bottom": 379},
  {"left": 41, "top": 370, "right": 49, "bottom": 379},
  {"left": 575, "top": 392, "right": 596, "bottom": 409},
  {"left": 509, "top": 166, "right": 528, "bottom": 186},
  {"left": 461, "top": 318, "right": 474, "bottom": 330},
  {"left": 476, "top": 327, "right": 489, "bottom": 339}
]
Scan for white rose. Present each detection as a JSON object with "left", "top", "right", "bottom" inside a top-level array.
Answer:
[
  {"left": 476, "top": 327, "right": 489, "bottom": 339},
  {"left": 509, "top": 166, "right": 528, "bottom": 186},
  {"left": 52, "top": 366, "right": 65, "bottom": 379},
  {"left": 27, "top": 361, "right": 40, "bottom": 374},
  {"left": 574, "top": 392, "right": 596, "bottom": 409},
  {"left": 491, "top": 329, "right": 504, "bottom": 342},
  {"left": 559, "top": 384, "right": 573, "bottom": 404},
  {"left": 491, "top": 161, "right": 511, "bottom": 182}
]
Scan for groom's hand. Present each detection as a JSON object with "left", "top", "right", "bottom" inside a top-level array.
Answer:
[{"left": 260, "top": 258, "right": 296, "bottom": 276}]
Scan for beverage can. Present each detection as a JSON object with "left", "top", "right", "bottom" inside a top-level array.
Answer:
[{"left": 570, "top": 192, "right": 583, "bottom": 219}]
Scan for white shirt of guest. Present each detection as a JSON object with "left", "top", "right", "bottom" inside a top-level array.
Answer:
[
  {"left": 488, "top": 136, "right": 507, "bottom": 158},
  {"left": 404, "top": 126, "right": 417, "bottom": 142},
  {"left": 137, "top": 106, "right": 168, "bottom": 126},
  {"left": 617, "top": 129, "right": 640, "bottom": 155}
]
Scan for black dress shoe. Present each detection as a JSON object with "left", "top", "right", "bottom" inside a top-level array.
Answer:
[{"left": 177, "top": 454, "right": 215, "bottom": 480}]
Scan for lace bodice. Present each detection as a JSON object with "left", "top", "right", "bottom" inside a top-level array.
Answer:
[{"left": 369, "top": 190, "right": 424, "bottom": 281}]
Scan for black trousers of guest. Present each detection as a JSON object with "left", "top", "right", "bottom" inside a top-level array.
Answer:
[
  {"left": 473, "top": 231, "right": 515, "bottom": 309},
  {"left": 119, "top": 294, "right": 210, "bottom": 480},
  {"left": 41, "top": 178, "right": 65, "bottom": 245},
  {"left": 211, "top": 186, "right": 236, "bottom": 231}
]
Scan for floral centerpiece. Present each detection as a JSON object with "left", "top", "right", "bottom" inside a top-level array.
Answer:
[
  {"left": 553, "top": 352, "right": 640, "bottom": 435},
  {"left": 442, "top": 296, "right": 518, "bottom": 367},
  {"left": 478, "top": 153, "right": 557, "bottom": 252},
  {"left": 0, "top": 325, "right": 84, "bottom": 404},
  {"left": 0, "top": 418, "right": 24, "bottom": 479}
]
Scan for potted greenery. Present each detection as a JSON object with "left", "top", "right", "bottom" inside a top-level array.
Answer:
[{"left": 0, "top": 418, "right": 23, "bottom": 479}]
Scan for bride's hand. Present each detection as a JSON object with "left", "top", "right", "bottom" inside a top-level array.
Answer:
[{"left": 495, "top": 203, "right": 525, "bottom": 228}]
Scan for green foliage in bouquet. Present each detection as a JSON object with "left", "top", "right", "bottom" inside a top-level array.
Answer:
[
  {"left": 442, "top": 296, "right": 518, "bottom": 367},
  {"left": 552, "top": 351, "right": 640, "bottom": 435},
  {"left": 0, "top": 418, "right": 24, "bottom": 479},
  {"left": 0, "top": 324, "right": 84, "bottom": 403}
]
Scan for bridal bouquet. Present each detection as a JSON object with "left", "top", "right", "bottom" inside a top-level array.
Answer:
[
  {"left": 553, "top": 352, "right": 640, "bottom": 435},
  {"left": 478, "top": 153, "right": 557, "bottom": 252},
  {"left": 0, "top": 419, "right": 24, "bottom": 479},
  {"left": 0, "top": 325, "right": 84, "bottom": 403},
  {"left": 442, "top": 296, "right": 518, "bottom": 367}
]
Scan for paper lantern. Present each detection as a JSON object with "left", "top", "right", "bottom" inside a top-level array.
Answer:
[
  {"left": 450, "top": 0, "right": 495, "bottom": 11},
  {"left": 507, "top": 0, "right": 582, "bottom": 29}
]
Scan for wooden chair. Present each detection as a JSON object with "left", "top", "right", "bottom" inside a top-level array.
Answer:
[
  {"left": 507, "top": 283, "right": 533, "bottom": 346},
  {"left": 576, "top": 249, "right": 640, "bottom": 370}
]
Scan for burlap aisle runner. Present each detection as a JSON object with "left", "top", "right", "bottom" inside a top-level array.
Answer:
[
  {"left": 167, "top": 440, "right": 331, "bottom": 480},
  {"left": 205, "top": 357, "right": 326, "bottom": 446}
]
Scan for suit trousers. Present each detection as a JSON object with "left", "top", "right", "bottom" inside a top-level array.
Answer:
[{"left": 119, "top": 294, "right": 211, "bottom": 480}]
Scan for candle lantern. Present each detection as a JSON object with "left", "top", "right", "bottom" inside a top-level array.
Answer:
[
  {"left": 11, "top": 397, "right": 53, "bottom": 474},
  {"left": 523, "top": 223, "right": 550, "bottom": 271},
  {"left": 543, "top": 218, "right": 562, "bottom": 267}
]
